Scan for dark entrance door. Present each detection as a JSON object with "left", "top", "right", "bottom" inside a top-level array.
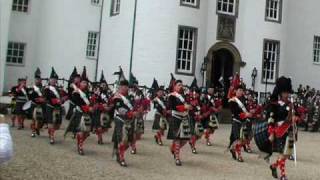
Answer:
[{"left": 211, "top": 49, "right": 234, "bottom": 106}]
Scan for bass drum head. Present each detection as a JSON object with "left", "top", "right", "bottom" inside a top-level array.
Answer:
[{"left": 22, "top": 101, "right": 32, "bottom": 111}]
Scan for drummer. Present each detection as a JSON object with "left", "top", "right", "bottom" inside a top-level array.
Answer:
[{"left": 10, "top": 77, "right": 28, "bottom": 130}]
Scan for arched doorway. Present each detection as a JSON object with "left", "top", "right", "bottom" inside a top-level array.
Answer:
[{"left": 205, "top": 42, "right": 245, "bottom": 107}]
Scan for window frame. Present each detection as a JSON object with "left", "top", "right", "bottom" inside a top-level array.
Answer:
[
  {"left": 313, "top": 35, "right": 320, "bottom": 65},
  {"left": 261, "top": 39, "right": 280, "bottom": 84},
  {"left": 216, "top": 0, "right": 239, "bottom": 17},
  {"left": 180, "top": 0, "right": 200, "bottom": 9},
  {"left": 6, "top": 42, "right": 26, "bottom": 66},
  {"left": 86, "top": 31, "right": 99, "bottom": 60},
  {"left": 12, "top": 0, "right": 30, "bottom": 13},
  {"left": 265, "top": 0, "right": 283, "bottom": 23},
  {"left": 175, "top": 25, "right": 198, "bottom": 76},
  {"left": 110, "top": 0, "right": 121, "bottom": 16}
]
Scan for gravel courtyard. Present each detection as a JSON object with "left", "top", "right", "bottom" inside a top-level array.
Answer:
[{"left": 1, "top": 116, "right": 320, "bottom": 180}]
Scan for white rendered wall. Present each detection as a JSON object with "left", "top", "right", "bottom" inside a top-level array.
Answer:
[
  {"left": 4, "top": 0, "right": 101, "bottom": 90},
  {"left": 0, "top": 0, "right": 12, "bottom": 94},
  {"left": 284, "top": 0, "right": 320, "bottom": 89}
]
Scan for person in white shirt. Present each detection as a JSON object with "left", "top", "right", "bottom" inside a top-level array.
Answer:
[{"left": 0, "top": 114, "right": 13, "bottom": 164}]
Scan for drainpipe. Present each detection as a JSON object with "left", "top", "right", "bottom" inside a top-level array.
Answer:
[
  {"left": 94, "top": 0, "right": 105, "bottom": 81},
  {"left": 129, "top": 0, "right": 138, "bottom": 83}
]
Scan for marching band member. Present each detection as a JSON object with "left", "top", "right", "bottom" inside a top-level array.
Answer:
[
  {"left": 228, "top": 81, "right": 252, "bottom": 162},
  {"left": 28, "top": 68, "right": 46, "bottom": 137},
  {"left": 66, "top": 67, "right": 81, "bottom": 121},
  {"left": 44, "top": 67, "right": 68, "bottom": 144},
  {"left": 111, "top": 80, "right": 142, "bottom": 167},
  {"left": 152, "top": 85, "right": 168, "bottom": 146},
  {"left": 10, "top": 77, "right": 28, "bottom": 129},
  {"left": 167, "top": 80, "right": 192, "bottom": 166}
]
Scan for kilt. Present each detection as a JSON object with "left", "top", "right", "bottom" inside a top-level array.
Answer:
[
  {"left": 15, "top": 101, "right": 26, "bottom": 115},
  {"left": 152, "top": 113, "right": 167, "bottom": 130},
  {"left": 229, "top": 119, "right": 245, "bottom": 145},
  {"left": 134, "top": 117, "right": 144, "bottom": 134},
  {"left": 112, "top": 116, "right": 134, "bottom": 144},
  {"left": 45, "top": 105, "right": 62, "bottom": 124},
  {"left": 167, "top": 115, "right": 191, "bottom": 140},
  {"left": 190, "top": 117, "right": 204, "bottom": 137},
  {"left": 65, "top": 102, "right": 75, "bottom": 120},
  {"left": 75, "top": 111, "right": 92, "bottom": 132},
  {"left": 31, "top": 104, "right": 45, "bottom": 123},
  {"left": 274, "top": 131, "right": 294, "bottom": 156}
]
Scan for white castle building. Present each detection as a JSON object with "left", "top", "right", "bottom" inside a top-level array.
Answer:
[{"left": 1, "top": 0, "right": 320, "bottom": 99}]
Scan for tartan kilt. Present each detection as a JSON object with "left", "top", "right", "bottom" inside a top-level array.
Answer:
[
  {"left": 134, "top": 117, "right": 144, "bottom": 134},
  {"left": 167, "top": 115, "right": 191, "bottom": 140},
  {"left": 152, "top": 113, "right": 167, "bottom": 130},
  {"left": 190, "top": 117, "right": 204, "bottom": 137},
  {"left": 112, "top": 116, "right": 134, "bottom": 144},
  {"left": 92, "top": 110, "right": 113, "bottom": 129},
  {"left": 230, "top": 120, "right": 245, "bottom": 145},
  {"left": 15, "top": 101, "right": 26, "bottom": 115},
  {"left": 273, "top": 131, "right": 294, "bottom": 156},
  {"left": 45, "top": 105, "right": 62, "bottom": 125},
  {"left": 31, "top": 104, "right": 45, "bottom": 123}
]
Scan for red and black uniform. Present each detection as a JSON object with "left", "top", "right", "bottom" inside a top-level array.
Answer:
[
  {"left": 28, "top": 84, "right": 46, "bottom": 137},
  {"left": 71, "top": 88, "right": 93, "bottom": 155},
  {"left": 111, "top": 92, "right": 137, "bottom": 167},
  {"left": 10, "top": 84, "right": 28, "bottom": 129},
  {"left": 187, "top": 92, "right": 204, "bottom": 154},
  {"left": 152, "top": 96, "right": 168, "bottom": 146},
  {"left": 167, "top": 91, "right": 191, "bottom": 165},
  {"left": 228, "top": 96, "right": 250, "bottom": 162},
  {"left": 43, "top": 85, "right": 67, "bottom": 144}
]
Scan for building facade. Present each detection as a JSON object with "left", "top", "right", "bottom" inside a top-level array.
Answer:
[{"left": 1, "top": 0, "right": 320, "bottom": 98}]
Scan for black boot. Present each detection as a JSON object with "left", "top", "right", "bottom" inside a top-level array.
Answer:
[{"left": 270, "top": 165, "right": 278, "bottom": 179}]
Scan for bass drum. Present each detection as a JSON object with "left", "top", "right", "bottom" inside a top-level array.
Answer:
[{"left": 254, "top": 121, "right": 272, "bottom": 154}]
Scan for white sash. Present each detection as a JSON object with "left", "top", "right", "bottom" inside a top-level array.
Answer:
[
  {"left": 170, "top": 92, "right": 185, "bottom": 103},
  {"left": 77, "top": 89, "right": 90, "bottom": 105},
  {"left": 233, "top": 97, "right": 248, "bottom": 113},
  {"left": 20, "top": 87, "right": 29, "bottom": 101},
  {"left": 119, "top": 94, "right": 133, "bottom": 110},
  {"left": 155, "top": 97, "right": 166, "bottom": 109},
  {"left": 33, "top": 85, "right": 43, "bottom": 97},
  {"left": 49, "top": 86, "right": 60, "bottom": 99}
]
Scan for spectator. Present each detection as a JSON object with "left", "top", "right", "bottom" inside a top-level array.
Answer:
[{"left": 0, "top": 114, "right": 13, "bottom": 164}]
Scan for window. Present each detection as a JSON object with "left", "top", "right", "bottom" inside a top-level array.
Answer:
[
  {"left": 6, "top": 42, "right": 26, "bottom": 65},
  {"left": 12, "top": 0, "right": 29, "bottom": 13},
  {"left": 313, "top": 36, "right": 320, "bottom": 64},
  {"left": 180, "top": 0, "right": 200, "bottom": 8},
  {"left": 262, "top": 40, "right": 280, "bottom": 83},
  {"left": 265, "top": 0, "right": 282, "bottom": 23},
  {"left": 91, "top": 0, "right": 101, "bottom": 5},
  {"left": 86, "top": 32, "right": 99, "bottom": 59},
  {"left": 217, "top": 0, "right": 238, "bottom": 16},
  {"left": 110, "top": 0, "right": 121, "bottom": 16},
  {"left": 176, "top": 26, "right": 198, "bottom": 75}
]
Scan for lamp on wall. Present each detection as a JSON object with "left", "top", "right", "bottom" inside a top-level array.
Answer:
[
  {"left": 251, "top": 67, "right": 258, "bottom": 90},
  {"left": 201, "top": 57, "right": 208, "bottom": 87}
]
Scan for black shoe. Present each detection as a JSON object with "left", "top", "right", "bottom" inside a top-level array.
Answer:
[
  {"left": 191, "top": 148, "right": 197, "bottom": 154},
  {"left": 31, "top": 133, "right": 36, "bottom": 138},
  {"left": 237, "top": 156, "right": 244, "bottom": 163},
  {"left": 78, "top": 148, "right": 84, "bottom": 156},
  {"left": 130, "top": 149, "right": 136, "bottom": 154},
  {"left": 119, "top": 160, "right": 127, "bottom": 167},
  {"left": 98, "top": 140, "right": 104, "bottom": 145},
  {"left": 230, "top": 150, "right": 237, "bottom": 160},
  {"left": 270, "top": 165, "right": 278, "bottom": 179},
  {"left": 175, "top": 159, "right": 182, "bottom": 166},
  {"left": 280, "top": 175, "right": 288, "bottom": 180},
  {"left": 206, "top": 141, "right": 212, "bottom": 146},
  {"left": 50, "top": 139, "right": 55, "bottom": 145}
]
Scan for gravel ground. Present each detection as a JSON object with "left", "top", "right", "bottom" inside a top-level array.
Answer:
[{"left": 1, "top": 116, "right": 320, "bottom": 180}]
